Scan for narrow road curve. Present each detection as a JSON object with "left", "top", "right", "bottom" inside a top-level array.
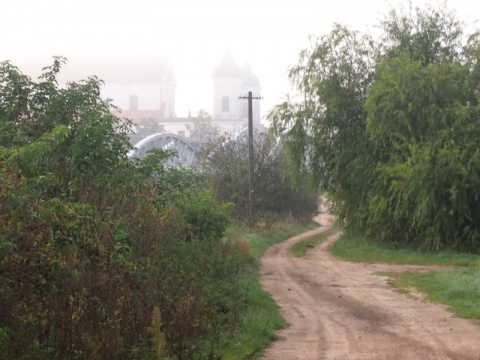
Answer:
[{"left": 260, "top": 210, "right": 480, "bottom": 359}]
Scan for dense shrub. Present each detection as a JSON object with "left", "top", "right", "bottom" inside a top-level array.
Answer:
[
  {"left": 269, "top": 4, "right": 480, "bottom": 251},
  {"left": 196, "top": 131, "right": 319, "bottom": 225},
  {"left": 0, "top": 58, "right": 248, "bottom": 359}
]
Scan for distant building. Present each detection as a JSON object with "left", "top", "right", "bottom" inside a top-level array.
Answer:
[
  {"left": 12, "top": 54, "right": 262, "bottom": 144},
  {"left": 211, "top": 53, "right": 262, "bottom": 130},
  {"left": 118, "top": 54, "right": 262, "bottom": 141},
  {"left": 114, "top": 61, "right": 177, "bottom": 122},
  {"left": 103, "top": 58, "right": 177, "bottom": 124}
]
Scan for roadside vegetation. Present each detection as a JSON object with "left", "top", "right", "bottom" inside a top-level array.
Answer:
[
  {"left": 383, "top": 267, "right": 480, "bottom": 319},
  {"left": 268, "top": 1, "right": 480, "bottom": 325},
  {"left": 0, "top": 57, "right": 319, "bottom": 359},
  {"left": 195, "top": 130, "right": 319, "bottom": 226},
  {"left": 269, "top": 2, "right": 480, "bottom": 253},
  {"left": 0, "top": 57, "right": 249, "bottom": 360},
  {"left": 219, "top": 223, "right": 322, "bottom": 359},
  {"left": 331, "top": 233, "right": 480, "bottom": 320},
  {"left": 247, "top": 221, "right": 320, "bottom": 259},
  {"left": 332, "top": 234, "right": 479, "bottom": 266},
  {"left": 4, "top": 1, "right": 480, "bottom": 358}
]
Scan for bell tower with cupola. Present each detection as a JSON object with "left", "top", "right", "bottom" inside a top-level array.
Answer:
[
  {"left": 211, "top": 54, "right": 262, "bottom": 134},
  {"left": 212, "top": 53, "right": 243, "bottom": 120}
]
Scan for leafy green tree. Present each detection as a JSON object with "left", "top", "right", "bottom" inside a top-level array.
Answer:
[
  {"left": 268, "top": 24, "right": 376, "bottom": 231},
  {"left": 269, "top": 3, "right": 480, "bottom": 251},
  {"left": 0, "top": 57, "right": 135, "bottom": 199},
  {"left": 197, "top": 130, "right": 319, "bottom": 224},
  {"left": 364, "top": 4, "right": 480, "bottom": 250},
  {"left": 378, "top": 2, "right": 464, "bottom": 65}
]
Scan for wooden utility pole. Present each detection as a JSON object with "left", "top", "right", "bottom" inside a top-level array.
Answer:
[{"left": 239, "top": 91, "right": 262, "bottom": 228}]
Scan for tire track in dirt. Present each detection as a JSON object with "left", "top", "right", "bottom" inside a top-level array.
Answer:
[{"left": 260, "top": 211, "right": 480, "bottom": 359}]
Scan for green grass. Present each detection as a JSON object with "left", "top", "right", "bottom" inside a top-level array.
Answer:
[
  {"left": 219, "top": 221, "right": 320, "bottom": 359},
  {"left": 288, "top": 222, "right": 340, "bottom": 257},
  {"left": 247, "top": 221, "right": 320, "bottom": 259},
  {"left": 331, "top": 233, "right": 480, "bottom": 320},
  {"left": 331, "top": 233, "right": 478, "bottom": 266},
  {"left": 219, "top": 276, "right": 288, "bottom": 360},
  {"left": 381, "top": 266, "right": 480, "bottom": 319}
]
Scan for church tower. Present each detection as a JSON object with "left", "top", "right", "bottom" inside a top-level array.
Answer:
[
  {"left": 211, "top": 54, "right": 262, "bottom": 134},
  {"left": 159, "top": 64, "right": 177, "bottom": 118},
  {"left": 212, "top": 53, "right": 243, "bottom": 120}
]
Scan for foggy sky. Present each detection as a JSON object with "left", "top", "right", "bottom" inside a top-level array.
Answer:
[
  {"left": 12, "top": 55, "right": 175, "bottom": 85},
  {"left": 2, "top": 0, "right": 478, "bottom": 121}
]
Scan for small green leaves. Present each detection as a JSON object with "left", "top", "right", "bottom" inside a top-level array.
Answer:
[{"left": 269, "top": 3, "right": 480, "bottom": 251}]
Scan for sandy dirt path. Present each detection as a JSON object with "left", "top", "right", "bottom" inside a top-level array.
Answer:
[{"left": 260, "top": 209, "right": 480, "bottom": 359}]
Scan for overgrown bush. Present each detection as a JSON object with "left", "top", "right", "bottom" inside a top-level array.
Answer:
[
  {"left": 0, "top": 58, "right": 249, "bottom": 359},
  {"left": 196, "top": 131, "right": 319, "bottom": 226},
  {"left": 269, "top": 3, "right": 480, "bottom": 251}
]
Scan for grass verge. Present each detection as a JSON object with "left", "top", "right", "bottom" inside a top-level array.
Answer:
[
  {"left": 380, "top": 266, "right": 480, "bottom": 319},
  {"left": 219, "top": 221, "right": 320, "bottom": 359},
  {"left": 288, "top": 222, "right": 339, "bottom": 257},
  {"left": 331, "top": 233, "right": 480, "bottom": 320},
  {"left": 331, "top": 234, "right": 478, "bottom": 266},
  {"left": 247, "top": 221, "right": 321, "bottom": 259}
]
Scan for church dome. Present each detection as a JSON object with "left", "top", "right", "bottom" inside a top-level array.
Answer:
[
  {"left": 242, "top": 63, "right": 260, "bottom": 87},
  {"left": 212, "top": 53, "right": 242, "bottom": 78}
]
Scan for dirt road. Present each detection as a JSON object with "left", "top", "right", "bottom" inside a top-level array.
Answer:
[{"left": 260, "top": 210, "right": 480, "bottom": 359}]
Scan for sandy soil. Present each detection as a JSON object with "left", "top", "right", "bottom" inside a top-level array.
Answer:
[{"left": 260, "top": 209, "right": 480, "bottom": 359}]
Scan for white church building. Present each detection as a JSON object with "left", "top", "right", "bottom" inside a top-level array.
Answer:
[
  {"left": 211, "top": 53, "right": 262, "bottom": 130},
  {"left": 14, "top": 54, "right": 261, "bottom": 140},
  {"left": 118, "top": 53, "right": 263, "bottom": 141}
]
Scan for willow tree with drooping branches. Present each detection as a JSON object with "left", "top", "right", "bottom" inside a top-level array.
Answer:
[{"left": 269, "top": 2, "right": 480, "bottom": 251}]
